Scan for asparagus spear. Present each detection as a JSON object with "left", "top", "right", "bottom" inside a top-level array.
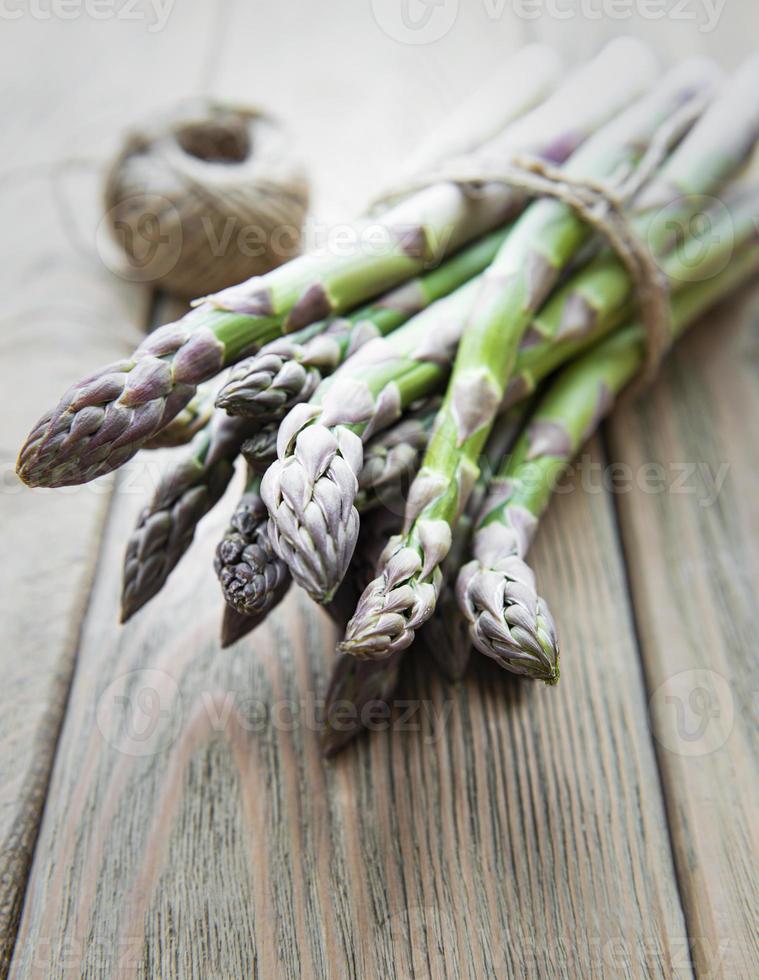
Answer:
[
  {"left": 120, "top": 414, "right": 251, "bottom": 621},
  {"left": 325, "top": 405, "right": 528, "bottom": 747},
  {"left": 17, "top": 39, "right": 656, "bottom": 489},
  {"left": 341, "top": 60, "right": 716, "bottom": 659},
  {"left": 322, "top": 505, "right": 405, "bottom": 757},
  {"left": 216, "top": 229, "right": 510, "bottom": 421},
  {"left": 214, "top": 469, "right": 291, "bottom": 620},
  {"left": 420, "top": 402, "right": 532, "bottom": 681},
  {"left": 142, "top": 385, "right": 215, "bottom": 449},
  {"left": 263, "top": 51, "right": 675, "bottom": 606},
  {"left": 240, "top": 424, "right": 279, "bottom": 473},
  {"left": 459, "top": 242, "right": 759, "bottom": 680}
]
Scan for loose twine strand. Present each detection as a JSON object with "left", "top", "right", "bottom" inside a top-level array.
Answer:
[{"left": 374, "top": 95, "right": 707, "bottom": 392}]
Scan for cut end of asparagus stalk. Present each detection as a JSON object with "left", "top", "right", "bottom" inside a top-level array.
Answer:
[
  {"left": 456, "top": 556, "right": 560, "bottom": 684},
  {"left": 321, "top": 651, "right": 403, "bottom": 757},
  {"left": 220, "top": 604, "right": 261, "bottom": 648}
]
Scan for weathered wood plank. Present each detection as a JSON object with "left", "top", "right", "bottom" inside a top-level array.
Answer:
[
  {"left": 0, "top": 10, "right": 217, "bottom": 973},
  {"left": 607, "top": 288, "right": 759, "bottom": 979},
  {"left": 10, "top": 431, "right": 690, "bottom": 978}
]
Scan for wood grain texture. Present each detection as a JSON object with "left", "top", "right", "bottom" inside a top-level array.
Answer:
[
  {"left": 0, "top": 8, "right": 218, "bottom": 973},
  {"left": 9, "top": 437, "right": 690, "bottom": 979},
  {"left": 607, "top": 289, "right": 759, "bottom": 979}
]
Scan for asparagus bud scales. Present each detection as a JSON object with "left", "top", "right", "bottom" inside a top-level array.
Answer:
[
  {"left": 215, "top": 470, "right": 291, "bottom": 620},
  {"left": 356, "top": 398, "right": 440, "bottom": 511},
  {"left": 18, "top": 39, "right": 657, "bottom": 489},
  {"left": 240, "top": 423, "right": 279, "bottom": 472},
  {"left": 341, "top": 59, "right": 716, "bottom": 660},
  {"left": 142, "top": 384, "right": 215, "bottom": 449}
]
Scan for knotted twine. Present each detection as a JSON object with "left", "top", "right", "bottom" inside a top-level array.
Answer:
[
  {"left": 104, "top": 100, "right": 309, "bottom": 299},
  {"left": 372, "top": 95, "right": 707, "bottom": 393}
]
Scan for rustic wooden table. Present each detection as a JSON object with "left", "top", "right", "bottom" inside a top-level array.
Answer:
[{"left": 1, "top": 3, "right": 757, "bottom": 978}]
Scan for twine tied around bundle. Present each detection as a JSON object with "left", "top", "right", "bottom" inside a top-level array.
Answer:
[
  {"left": 103, "top": 100, "right": 309, "bottom": 298},
  {"left": 374, "top": 95, "right": 707, "bottom": 392}
]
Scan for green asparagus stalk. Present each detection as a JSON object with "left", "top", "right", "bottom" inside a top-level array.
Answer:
[
  {"left": 459, "top": 242, "right": 759, "bottom": 679},
  {"left": 341, "top": 60, "right": 716, "bottom": 659},
  {"left": 420, "top": 402, "right": 532, "bottom": 681},
  {"left": 18, "top": 40, "right": 651, "bottom": 489},
  {"left": 216, "top": 229, "right": 510, "bottom": 420},
  {"left": 395, "top": 44, "right": 562, "bottom": 178},
  {"left": 350, "top": 182, "right": 759, "bottom": 515},
  {"left": 355, "top": 397, "right": 441, "bottom": 511},
  {"left": 504, "top": 56, "right": 759, "bottom": 406},
  {"left": 142, "top": 385, "right": 215, "bottom": 449},
  {"left": 214, "top": 469, "right": 291, "bottom": 620},
  {"left": 121, "top": 414, "right": 251, "bottom": 621}
]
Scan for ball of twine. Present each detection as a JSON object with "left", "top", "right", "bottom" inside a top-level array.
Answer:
[{"left": 103, "top": 100, "right": 309, "bottom": 298}]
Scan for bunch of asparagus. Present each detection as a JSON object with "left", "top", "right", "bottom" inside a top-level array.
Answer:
[{"left": 17, "top": 40, "right": 759, "bottom": 754}]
